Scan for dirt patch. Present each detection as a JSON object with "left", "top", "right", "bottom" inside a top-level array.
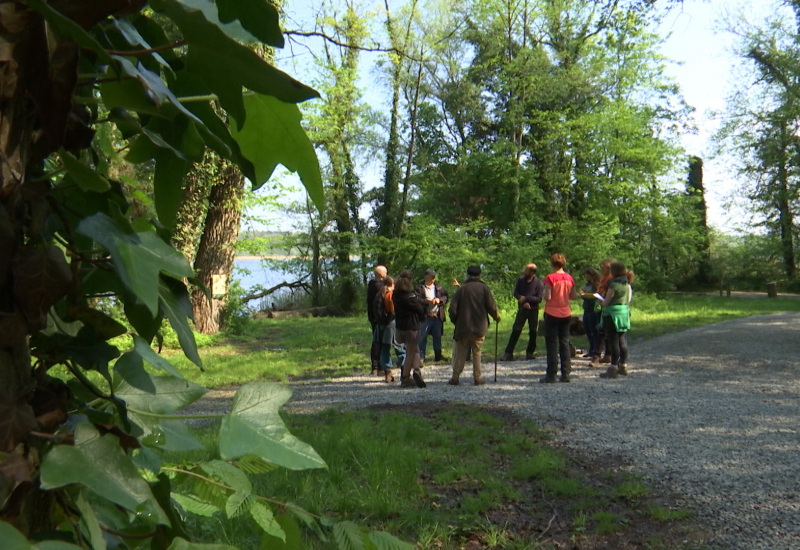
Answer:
[{"left": 372, "top": 402, "right": 708, "bottom": 550}]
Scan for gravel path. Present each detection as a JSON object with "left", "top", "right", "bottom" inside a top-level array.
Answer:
[{"left": 196, "top": 313, "right": 800, "bottom": 550}]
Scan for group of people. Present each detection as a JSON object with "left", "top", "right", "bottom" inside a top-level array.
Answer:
[{"left": 366, "top": 254, "right": 634, "bottom": 388}]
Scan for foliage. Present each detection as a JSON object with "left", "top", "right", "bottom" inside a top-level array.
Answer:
[
  {"left": 162, "top": 405, "right": 703, "bottom": 548},
  {"left": 0, "top": 1, "right": 411, "bottom": 548}
]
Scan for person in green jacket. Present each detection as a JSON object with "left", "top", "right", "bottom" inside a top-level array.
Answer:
[{"left": 582, "top": 261, "right": 635, "bottom": 379}]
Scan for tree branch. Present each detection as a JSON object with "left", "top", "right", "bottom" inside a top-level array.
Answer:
[
  {"left": 243, "top": 280, "right": 310, "bottom": 303},
  {"left": 284, "top": 30, "right": 421, "bottom": 61}
]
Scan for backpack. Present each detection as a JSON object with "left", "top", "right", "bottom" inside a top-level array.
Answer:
[{"left": 373, "top": 292, "right": 394, "bottom": 325}]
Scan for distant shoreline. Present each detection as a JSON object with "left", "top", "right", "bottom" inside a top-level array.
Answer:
[{"left": 235, "top": 255, "right": 295, "bottom": 261}]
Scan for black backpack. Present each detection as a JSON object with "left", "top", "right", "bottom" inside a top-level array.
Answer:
[{"left": 373, "top": 292, "right": 394, "bottom": 325}]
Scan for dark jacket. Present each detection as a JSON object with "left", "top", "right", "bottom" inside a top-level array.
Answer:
[
  {"left": 366, "top": 278, "right": 384, "bottom": 324},
  {"left": 414, "top": 282, "right": 449, "bottom": 322},
  {"left": 393, "top": 289, "right": 427, "bottom": 331},
  {"left": 513, "top": 275, "right": 543, "bottom": 310},
  {"left": 448, "top": 277, "right": 499, "bottom": 339}
]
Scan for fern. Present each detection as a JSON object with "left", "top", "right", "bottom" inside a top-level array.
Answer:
[
  {"left": 368, "top": 531, "right": 415, "bottom": 550},
  {"left": 225, "top": 490, "right": 254, "bottom": 519},
  {"left": 200, "top": 460, "right": 253, "bottom": 494},
  {"left": 171, "top": 493, "right": 220, "bottom": 518},
  {"left": 236, "top": 454, "right": 278, "bottom": 475},
  {"left": 333, "top": 521, "right": 366, "bottom": 550}
]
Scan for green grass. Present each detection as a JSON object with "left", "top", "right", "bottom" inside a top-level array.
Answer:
[
  {"left": 164, "top": 405, "right": 703, "bottom": 549},
  {"left": 155, "top": 293, "right": 800, "bottom": 389}
]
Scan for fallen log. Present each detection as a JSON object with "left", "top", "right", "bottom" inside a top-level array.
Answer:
[{"left": 243, "top": 280, "right": 309, "bottom": 303}]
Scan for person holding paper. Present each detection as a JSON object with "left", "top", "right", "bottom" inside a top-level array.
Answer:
[
  {"left": 583, "top": 261, "right": 635, "bottom": 379},
  {"left": 580, "top": 268, "right": 602, "bottom": 362}
]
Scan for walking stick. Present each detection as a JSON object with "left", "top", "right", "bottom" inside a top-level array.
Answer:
[{"left": 494, "top": 318, "right": 499, "bottom": 383}]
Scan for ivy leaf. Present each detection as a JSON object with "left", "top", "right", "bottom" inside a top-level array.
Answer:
[
  {"left": 77, "top": 213, "right": 194, "bottom": 316},
  {"left": 40, "top": 423, "right": 169, "bottom": 525},
  {"left": 216, "top": 0, "right": 284, "bottom": 47},
  {"left": 219, "top": 383, "right": 327, "bottom": 471},
  {"left": 333, "top": 521, "right": 366, "bottom": 550},
  {"left": 232, "top": 94, "right": 323, "bottom": 212},
  {"left": 166, "top": 538, "right": 237, "bottom": 550},
  {"left": 250, "top": 501, "right": 285, "bottom": 540}
]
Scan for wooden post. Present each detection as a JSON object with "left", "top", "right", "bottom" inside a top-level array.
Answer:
[{"left": 766, "top": 282, "right": 778, "bottom": 298}]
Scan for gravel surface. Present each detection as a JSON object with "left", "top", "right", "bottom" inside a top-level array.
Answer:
[{"left": 194, "top": 313, "right": 800, "bottom": 550}]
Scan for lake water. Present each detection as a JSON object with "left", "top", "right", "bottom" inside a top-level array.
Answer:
[{"left": 232, "top": 258, "right": 294, "bottom": 294}]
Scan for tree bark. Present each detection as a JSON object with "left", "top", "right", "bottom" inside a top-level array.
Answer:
[{"left": 190, "top": 157, "right": 246, "bottom": 334}]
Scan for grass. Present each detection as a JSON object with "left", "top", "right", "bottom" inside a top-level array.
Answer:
[
  {"left": 165, "top": 404, "right": 704, "bottom": 549},
  {"left": 158, "top": 292, "right": 800, "bottom": 389}
]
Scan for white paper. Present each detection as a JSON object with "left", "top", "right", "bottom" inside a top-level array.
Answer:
[{"left": 593, "top": 292, "right": 603, "bottom": 301}]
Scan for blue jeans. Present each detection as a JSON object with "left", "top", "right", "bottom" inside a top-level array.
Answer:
[
  {"left": 377, "top": 325, "right": 406, "bottom": 371},
  {"left": 583, "top": 308, "right": 600, "bottom": 356},
  {"left": 418, "top": 316, "right": 443, "bottom": 359}
]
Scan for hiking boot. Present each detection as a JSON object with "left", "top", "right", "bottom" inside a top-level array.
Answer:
[
  {"left": 617, "top": 364, "right": 628, "bottom": 376},
  {"left": 384, "top": 369, "right": 394, "bottom": 383},
  {"left": 599, "top": 355, "right": 611, "bottom": 364},
  {"left": 500, "top": 352, "right": 514, "bottom": 361},
  {"left": 400, "top": 377, "right": 416, "bottom": 388},
  {"left": 434, "top": 352, "right": 449, "bottom": 362},
  {"left": 525, "top": 354, "right": 536, "bottom": 361},
  {"left": 589, "top": 355, "right": 600, "bottom": 368},
  {"left": 448, "top": 377, "right": 460, "bottom": 386},
  {"left": 474, "top": 378, "right": 485, "bottom": 386},
  {"left": 599, "top": 366, "right": 619, "bottom": 379},
  {"left": 370, "top": 367, "right": 378, "bottom": 375},
  {"left": 559, "top": 375, "right": 571, "bottom": 383},
  {"left": 539, "top": 376, "right": 557, "bottom": 384},
  {"left": 412, "top": 371, "right": 427, "bottom": 388}
]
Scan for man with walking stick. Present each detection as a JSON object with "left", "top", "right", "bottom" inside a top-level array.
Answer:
[{"left": 447, "top": 266, "right": 500, "bottom": 386}]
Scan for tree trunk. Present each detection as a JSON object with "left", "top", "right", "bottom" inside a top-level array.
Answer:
[{"left": 190, "top": 157, "right": 246, "bottom": 334}]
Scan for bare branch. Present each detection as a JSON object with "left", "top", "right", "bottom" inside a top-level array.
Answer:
[{"left": 284, "top": 30, "right": 421, "bottom": 62}]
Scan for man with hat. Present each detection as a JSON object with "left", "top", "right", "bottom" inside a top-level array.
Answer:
[
  {"left": 447, "top": 265, "right": 500, "bottom": 386},
  {"left": 415, "top": 268, "right": 449, "bottom": 364}
]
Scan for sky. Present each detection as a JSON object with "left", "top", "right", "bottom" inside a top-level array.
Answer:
[{"left": 251, "top": 0, "right": 774, "bottom": 234}]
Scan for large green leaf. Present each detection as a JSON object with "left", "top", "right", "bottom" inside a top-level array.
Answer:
[
  {"left": 176, "top": 0, "right": 262, "bottom": 43},
  {"left": 216, "top": 0, "right": 284, "bottom": 47},
  {"left": 27, "top": 0, "right": 114, "bottom": 67},
  {"left": 40, "top": 423, "right": 169, "bottom": 525},
  {"left": 77, "top": 213, "right": 194, "bottom": 316},
  {"left": 232, "top": 94, "right": 324, "bottom": 212},
  {"left": 0, "top": 522, "right": 83, "bottom": 549},
  {"left": 367, "top": 531, "right": 415, "bottom": 550},
  {"left": 218, "top": 383, "right": 327, "bottom": 471},
  {"left": 250, "top": 501, "right": 285, "bottom": 541},
  {"left": 159, "top": 277, "right": 203, "bottom": 368},
  {"left": 59, "top": 150, "right": 110, "bottom": 192},
  {"left": 115, "top": 57, "right": 201, "bottom": 124},
  {"left": 259, "top": 514, "right": 303, "bottom": 550},
  {"left": 131, "top": 335, "right": 184, "bottom": 378},
  {"left": 152, "top": 0, "right": 319, "bottom": 127},
  {"left": 153, "top": 151, "right": 190, "bottom": 229},
  {"left": 113, "top": 350, "right": 207, "bottom": 411}
]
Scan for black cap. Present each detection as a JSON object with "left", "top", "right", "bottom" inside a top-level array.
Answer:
[
  {"left": 424, "top": 268, "right": 437, "bottom": 277},
  {"left": 467, "top": 265, "right": 481, "bottom": 276}
]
